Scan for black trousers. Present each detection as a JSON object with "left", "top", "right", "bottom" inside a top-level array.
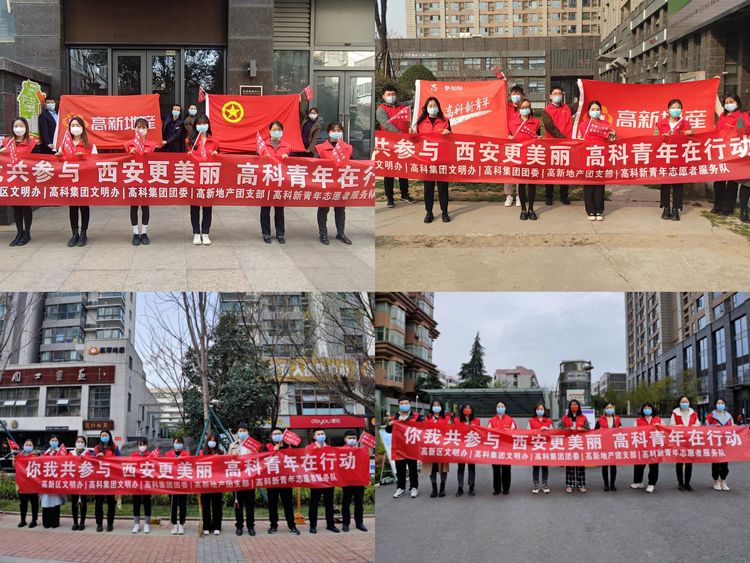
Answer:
[
  {"left": 133, "top": 495, "right": 151, "bottom": 521},
  {"left": 676, "top": 463, "right": 693, "bottom": 485},
  {"left": 268, "top": 487, "right": 295, "bottom": 529},
  {"left": 95, "top": 495, "right": 116, "bottom": 526},
  {"left": 130, "top": 205, "right": 150, "bottom": 226},
  {"left": 170, "top": 494, "right": 186, "bottom": 525},
  {"left": 317, "top": 207, "right": 345, "bottom": 236},
  {"left": 429, "top": 464, "right": 446, "bottom": 486},
  {"left": 633, "top": 464, "right": 659, "bottom": 486},
  {"left": 660, "top": 184, "right": 683, "bottom": 210},
  {"left": 42, "top": 506, "right": 61, "bottom": 528},
  {"left": 201, "top": 492, "right": 223, "bottom": 532},
  {"left": 190, "top": 205, "right": 212, "bottom": 234},
  {"left": 260, "top": 206, "right": 285, "bottom": 236},
  {"left": 71, "top": 494, "right": 88, "bottom": 525},
  {"left": 532, "top": 466, "right": 549, "bottom": 486},
  {"left": 456, "top": 463, "right": 475, "bottom": 488},
  {"left": 234, "top": 489, "right": 255, "bottom": 529},
  {"left": 711, "top": 462, "right": 729, "bottom": 480},
  {"left": 545, "top": 185, "right": 569, "bottom": 203},
  {"left": 518, "top": 184, "right": 536, "bottom": 210},
  {"left": 19, "top": 493, "right": 38, "bottom": 524},
  {"left": 602, "top": 465, "right": 617, "bottom": 487},
  {"left": 341, "top": 486, "right": 364, "bottom": 527},
  {"left": 395, "top": 458, "right": 419, "bottom": 490},
  {"left": 740, "top": 185, "right": 750, "bottom": 209},
  {"left": 69, "top": 206, "right": 90, "bottom": 231},
  {"left": 384, "top": 177, "right": 410, "bottom": 202},
  {"left": 713, "top": 180, "right": 739, "bottom": 213},
  {"left": 308, "top": 487, "right": 335, "bottom": 528},
  {"left": 13, "top": 206, "right": 32, "bottom": 233},
  {"left": 584, "top": 185, "right": 605, "bottom": 215},
  {"left": 423, "top": 181, "right": 449, "bottom": 213},
  {"left": 492, "top": 464, "right": 512, "bottom": 493}
]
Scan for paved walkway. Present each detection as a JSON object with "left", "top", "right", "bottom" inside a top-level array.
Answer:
[
  {"left": 0, "top": 515, "right": 374, "bottom": 563},
  {"left": 0, "top": 206, "right": 374, "bottom": 291},
  {"left": 376, "top": 187, "right": 750, "bottom": 291}
]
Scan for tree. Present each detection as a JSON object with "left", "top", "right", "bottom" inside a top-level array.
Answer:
[
  {"left": 396, "top": 65, "right": 437, "bottom": 101},
  {"left": 417, "top": 372, "right": 443, "bottom": 393},
  {"left": 457, "top": 333, "right": 492, "bottom": 389},
  {"left": 0, "top": 293, "right": 45, "bottom": 371},
  {"left": 375, "top": 0, "right": 394, "bottom": 79}
]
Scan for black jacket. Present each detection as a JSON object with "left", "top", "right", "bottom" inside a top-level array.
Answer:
[
  {"left": 162, "top": 116, "right": 186, "bottom": 152},
  {"left": 37, "top": 110, "right": 58, "bottom": 154}
]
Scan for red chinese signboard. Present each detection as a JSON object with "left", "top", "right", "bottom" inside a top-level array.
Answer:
[
  {"left": 82, "top": 420, "right": 115, "bottom": 431},
  {"left": 0, "top": 366, "right": 115, "bottom": 387}
]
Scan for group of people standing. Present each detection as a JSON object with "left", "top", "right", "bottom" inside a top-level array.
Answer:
[
  {"left": 13, "top": 425, "right": 369, "bottom": 536},
  {"left": 4, "top": 96, "right": 354, "bottom": 248},
  {"left": 385, "top": 395, "right": 736, "bottom": 499},
  {"left": 378, "top": 82, "right": 750, "bottom": 224}
]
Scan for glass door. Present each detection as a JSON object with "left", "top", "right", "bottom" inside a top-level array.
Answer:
[
  {"left": 114, "top": 50, "right": 146, "bottom": 96},
  {"left": 315, "top": 71, "right": 373, "bottom": 159},
  {"left": 315, "top": 72, "right": 342, "bottom": 143},
  {"left": 148, "top": 50, "right": 180, "bottom": 121}
]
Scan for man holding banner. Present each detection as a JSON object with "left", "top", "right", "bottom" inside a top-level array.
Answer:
[
  {"left": 540, "top": 86, "right": 574, "bottom": 206},
  {"left": 377, "top": 85, "right": 415, "bottom": 207},
  {"left": 228, "top": 422, "right": 258, "bottom": 537}
]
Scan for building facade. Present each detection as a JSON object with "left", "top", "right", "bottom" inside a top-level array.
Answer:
[
  {"left": 593, "top": 371, "right": 627, "bottom": 396},
  {"left": 625, "top": 292, "right": 750, "bottom": 419},
  {"left": 0, "top": 292, "right": 159, "bottom": 449},
  {"left": 556, "top": 359, "right": 593, "bottom": 414},
  {"left": 493, "top": 365, "right": 540, "bottom": 388},
  {"left": 374, "top": 292, "right": 439, "bottom": 420}
]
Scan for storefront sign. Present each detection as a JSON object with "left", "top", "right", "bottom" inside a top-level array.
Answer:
[{"left": 0, "top": 366, "right": 115, "bottom": 387}]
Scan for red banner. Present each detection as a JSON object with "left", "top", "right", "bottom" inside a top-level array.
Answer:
[
  {"left": 282, "top": 429, "right": 302, "bottom": 446},
  {"left": 391, "top": 421, "right": 750, "bottom": 466},
  {"left": 374, "top": 130, "right": 750, "bottom": 185},
  {"left": 241, "top": 436, "right": 263, "bottom": 453},
  {"left": 0, "top": 153, "right": 374, "bottom": 207},
  {"left": 359, "top": 432, "right": 376, "bottom": 448},
  {"left": 14, "top": 447, "right": 370, "bottom": 495},
  {"left": 412, "top": 80, "right": 508, "bottom": 138},
  {"left": 55, "top": 94, "right": 163, "bottom": 151},
  {"left": 206, "top": 94, "right": 305, "bottom": 153},
  {"left": 572, "top": 78, "right": 720, "bottom": 139}
]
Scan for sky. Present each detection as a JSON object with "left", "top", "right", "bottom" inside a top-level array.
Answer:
[
  {"left": 385, "top": 0, "right": 407, "bottom": 38},
  {"left": 432, "top": 293, "right": 627, "bottom": 389}
]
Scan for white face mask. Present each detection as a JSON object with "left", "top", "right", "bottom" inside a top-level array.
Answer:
[
  {"left": 76, "top": 442, "right": 85, "bottom": 450},
  {"left": 70, "top": 126, "right": 83, "bottom": 137},
  {"left": 13, "top": 126, "right": 26, "bottom": 137},
  {"left": 309, "top": 113, "right": 318, "bottom": 120},
  {"left": 138, "top": 445, "right": 148, "bottom": 452},
  {"left": 137, "top": 128, "right": 148, "bottom": 137}
]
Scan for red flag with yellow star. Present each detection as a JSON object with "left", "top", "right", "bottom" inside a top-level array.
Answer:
[{"left": 206, "top": 94, "right": 305, "bottom": 153}]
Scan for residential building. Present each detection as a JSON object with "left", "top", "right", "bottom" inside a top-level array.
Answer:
[
  {"left": 438, "top": 370, "right": 460, "bottom": 388},
  {"left": 593, "top": 371, "right": 627, "bottom": 396},
  {"left": 493, "top": 365, "right": 540, "bottom": 388},
  {"left": 556, "top": 359, "right": 594, "bottom": 414}
]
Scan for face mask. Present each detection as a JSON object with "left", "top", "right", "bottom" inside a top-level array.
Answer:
[
  {"left": 238, "top": 431, "right": 249, "bottom": 440},
  {"left": 496, "top": 407, "right": 506, "bottom": 416},
  {"left": 385, "top": 95, "right": 396, "bottom": 105},
  {"left": 399, "top": 404, "right": 410, "bottom": 412},
  {"left": 669, "top": 108, "right": 682, "bottom": 118},
  {"left": 270, "top": 130, "right": 283, "bottom": 140},
  {"left": 536, "top": 409, "right": 545, "bottom": 417},
  {"left": 589, "top": 110, "right": 601, "bottom": 119},
  {"left": 643, "top": 408, "right": 653, "bottom": 416},
  {"left": 189, "top": 109, "right": 197, "bottom": 116},
  {"left": 520, "top": 107, "right": 531, "bottom": 117},
  {"left": 510, "top": 94, "right": 521, "bottom": 104},
  {"left": 174, "top": 443, "right": 183, "bottom": 451},
  {"left": 680, "top": 402, "right": 690, "bottom": 410},
  {"left": 50, "top": 440, "right": 59, "bottom": 448},
  {"left": 552, "top": 95, "right": 562, "bottom": 104},
  {"left": 207, "top": 440, "right": 217, "bottom": 449},
  {"left": 76, "top": 442, "right": 85, "bottom": 450},
  {"left": 172, "top": 110, "right": 180, "bottom": 119},
  {"left": 717, "top": 404, "right": 726, "bottom": 412},
  {"left": 138, "top": 445, "right": 148, "bottom": 453},
  {"left": 605, "top": 408, "right": 615, "bottom": 415},
  {"left": 23, "top": 445, "right": 33, "bottom": 453},
  {"left": 725, "top": 103, "right": 738, "bottom": 112},
  {"left": 196, "top": 124, "right": 209, "bottom": 134},
  {"left": 430, "top": 405, "right": 441, "bottom": 414},
  {"left": 346, "top": 438, "right": 357, "bottom": 446},
  {"left": 46, "top": 103, "right": 56, "bottom": 111},
  {"left": 137, "top": 128, "right": 148, "bottom": 137},
  {"left": 570, "top": 406, "right": 579, "bottom": 413},
  {"left": 309, "top": 113, "right": 318, "bottom": 120},
  {"left": 315, "top": 434, "right": 326, "bottom": 443},
  {"left": 272, "top": 434, "right": 282, "bottom": 443},
  {"left": 70, "top": 126, "right": 83, "bottom": 137},
  {"left": 427, "top": 106, "right": 439, "bottom": 117},
  {"left": 13, "top": 126, "right": 26, "bottom": 137},
  {"left": 462, "top": 408, "right": 472, "bottom": 416},
  {"left": 100, "top": 435, "right": 110, "bottom": 443},
  {"left": 329, "top": 131, "right": 343, "bottom": 141}
]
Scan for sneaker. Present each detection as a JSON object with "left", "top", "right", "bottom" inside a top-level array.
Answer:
[
  {"left": 410, "top": 487, "right": 418, "bottom": 498},
  {"left": 192, "top": 234, "right": 202, "bottom": 245},
  {"left": 588, "top": 214, "right": 596, "bottom": 221},
  {"left": 132, "top": 523, "right": 140, "bottom": 533},
  {"left": 393, "top": 488, "right": 405, "bottom": 499},
  {"left": 213, "top": 530, "right": 220, "bottom": 535},
  {"left": 515, "top": 196, "right": 521, "bottom": 207},
  {"left": 203, "top": 530, "right": 209, "bottom": 535},
  {"left": 172, "top": 525, "right": 178, "bottom": 535},
  {"left": 386, "top": 200, "right": 395, "bottom": 208},
  {"left": 144, "top": 524, "right": 150, "bottom": 534},
  {"left": 504, "top": 195, "right": 513, "bottom": 207},
  {"left": 630, "top": 483, "right": 644, "bottom": 489},
  {"left": 140, "top": 233, "right": 150, "bottom": 245},
  {"left": 684, "top": 483, "right": 693, "bottom": 492},
  {"left": 532, "top": 486, "right": 540, "bottom": 494},
  {"left": 177, "top": 524, "right": 184, "bottom": 535},
  {"left": 400, "top": 195, "right": 417, "bottom": 203},
  {"left": 565, "top": 486, "right": 573, "bottom": 493},
  {"left": 579, "top": 487, "right": 587, "bottom": 493},
  {"left": 201, "top": 234, "right": 212, "bottom": 245},
  {"left": 721, "top": 480, "right": 730, "bottom": 491},
  {"left": 713, "top": 480, "right": 722, "bottom": 491},
  {"left": 646, "top": 485, "right": 655, "bottom": 493},
  {"left": 290, "top": 527, "right": 300, "bottom": 535},
  {"left": 542, "top": 485, "right": 550, "bottom": 494},
  {"left": 596, "top": 213, "right": 603, "bottom": 221},
  {"left": 132, "top": 234, "right": 141, "bottom": 246}
]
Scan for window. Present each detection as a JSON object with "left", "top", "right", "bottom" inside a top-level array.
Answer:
[
  {"left": 390, "top": 306, "right": 406, "bottom": 329},
  {"left": 684, "top": 344, "right": 694, "bottom": 371},
  {"left": 713, "top": 302, "right": 725, "bottom": 319},
  {"left": 0, "top": 388, "right": 39, "bottom": 417},
  {"left": 714, "top": 327, "right": 727, "bottom": 390},
  {"left": 127, "top": 392, "right": 132, "bottom": 413},
  {"left": 185, "top": 48, "right": 224, "bottom": 104},
  {"left": 45, "top": 386, "right": 82, "bottom": 417},
  {"left": 98, "top": 306, "right": 124, "bottom": 321},
  {"left": 463, "top": 58, "right": 482, "bottom": 69},
  {"left": 666, "top": 357, "right": 677, "bottom": 379},
  {"left": 442, "top": 59, "right": 459, "bottom": 71},
  {"left": 44, "top": 302, "right": 82, "bottom": 321},
  {"left": 129, "top": 355, "right": 133, "bottom": 370},
  {"left": 0, "top": 3, "right": 14, "bottom": 42},
  {"left": 69, "top": 49, "right": 108, "bottom": 94},
  {"left": 388, "top": 328, "right": 405, "bottom": 348},
  {"left": 344, "top": 334, "right": 365, "bottom": 354},
  {"left": 696, "top": 295, "right": 705, "bottom": 309},
  {"left": 529, "top": 57, "right": 546, "bottom": 70},
  {"left": 273, "top": 50, "right": 309, "bottom": 95},
  {"left": 43, "top": 326, "right": 84, "bottom": 344},
  {"left": 732, "top": 292, "right": 747, "bottom": 308},
  {"left": 387, "top": 360, "right": 404, "bottom": 383},
  {"left": 96, "top": 329, "right": 124, "bottom": 339},
  {"left": 734, "top": 316, "right": 750, "bottom": 383},
  {"left": 421, "top": 59, "right": 438, "bottom": 72},
  {"left": 293, "top": 386, "right": 346, "bottom": 415},
  {"left": 508, "top": 58, "right": 525, "bottom": 70},
  {"left": 698, "top": 337, "right": 708, "bottom": 375},
  {"left": 40, "top": 350, "right": 83, "bottom": 363},
  {"left": 88, "top": 386, "right": 111, "bottom": 420},
  {"left": 698, "top": 316, "right": 707, "bottom": 330}
]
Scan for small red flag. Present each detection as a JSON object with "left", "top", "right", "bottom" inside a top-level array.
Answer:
[
  {"left": 332, "top": 141, "right": 349, "bottom": 164},
  {"left": 58, "top": 443, "right": 68, "bottom": 455},
  {"left": 7, "top": 438, "right": 20, "bottom": 451},
  {"left": 198, "top": 85, "right": 207, "bottom": 103},
  {"left": 149, "top": 448, "right": 160, "bottom": 458},
  {"left": 61, "top": 129, "right": 76, "bottom": 156},
  {"left": 132, "top": 129, "right": 146, "bottom": 154},
  {"left": 358, "top": 432, "right": 376, "bottom": 448},
  {"left": 241, "top": 436, "right": 263, "bottom": 453},
  {"left": 302, "top": 85, "right": 314, "bottom": 101},
  {"left": 6, "top": 137, "right": 19, "bottom": 165},
  {"left": 494, "top": 65, "right": 506, "bottom": 80},
  {"left": 256, "top": 131, "right": 269, "bottom": 157},
  {"left": 281, "top": 429, "right": 302, "bottom": 446},
  {"left": 199, "top": 134, "right": 207, "bottom": 160},
  {"left": 386, "top": 105, "right": 410, "bottom": 124}
]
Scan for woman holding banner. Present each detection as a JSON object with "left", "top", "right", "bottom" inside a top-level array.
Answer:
[
  {"left": 165, "top": 437, "right": 189, "bottom": 534},
  {"left": 630, "top": 403, "right": 661, "bottom": 493},
  {"left": 14, "top": 439, "right": 39, "bottom": 529},
  {"left": 706, "top": 399, "right": 733, "bottom": 491},
  {"left": 455, "top": 403, "right": 480, "bottom": 497},
  {"left": 200, "top": 433, "right": 224, "bottom": 535},
  {"left": 670, "top": 396, "right": 700, "bottom": 491},
  {"left": 654, "top": 99, "right": 694, "bottom": 221},
  {"left": 125, "top": 118, "right": 158, "bottom": 245},
  {"left": 527, "top": 402, "right": 552, "bottom": 494},
  {"left": 41, "top": 436, "right": 66, "bottom": 528},
  {"left": 509, "top": 98, "right": 541, "bottom": 221},
  {"left": 130, "top": 438, "right": 153, "bottom": 534},
  {"left": 265, "top": 427, "right": 300, "bottom": 535},
  {"left": 713, "top": 94, "right": 745, "bottom": 216},
  {"left": 488, "top": 401, "right": 517, "bottom": 495},
  {"left": 595, "top": 403, "right": 621, "bottom": 491},
  {"left": 559, "top": 399, "right": 589, "bottom": 493},
  {"left": 423, "top": 400, "right": 452, "bottom": 498},
  {"left": 315, "top": 122, "right": 353, "bottom": 245},
  {"left": 412, "top": 97, "right": 452, "bottom": 223},
  {"left": 57, "top": 117, "right": 97, "bottom": 247},
  {"left": 578, "top": 101, "right": 615, "bottom": 221},
  {"left": 1, "top": 117, "right": 36, "bottom": 247},
  {"left": 188, "top": 115, "right": 220, "bottom": 246},
  {"left": 228, "top": 422, "right": 256, "bottom": 536},
  {"left": 259, "top": 121, "right": 292, "bottom": 244},
  {"left": 93, "top": 430, "right": 119, "bottom": 532},
  {"left": 70, "top": 437, "right": 91, "bottom": 531}
]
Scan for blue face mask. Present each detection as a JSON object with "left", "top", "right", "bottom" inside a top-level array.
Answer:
[
  {"left": 717, "top": 404, "right": 726, "bottom": 411},
  {"left": 238, "top": 431, "right": 249, "bottom": 440},
  {"left": 643, "top": 408, "right": 653, "bottom": 416},
  {"left": 552, "top": 95, "right": 562, "bottom": 104},
  {"left": 680, "top": 402, "right": 690, "bottom": 410},
  {"left": 605, "top": 408, "right": 615, "bottom": 415},
  {"left": 536, "top": 409, "right": 545, "bottom": 417},
  {"left": 174, "top": 443, "right": 183, "bottom": 451},
  {"left": 315, "top": 434, "right": 326, "bottom": 443},
  {"left": 589, "top": 109, "right": 601, "bottom": 119},
  {"left": 520, "top": 107, "right": 531, "bottom": 117},
  {"left": 272, "top": 434, "right": 283, "bottom": 443},
  {"left": 385, "top": 95, "right": 396, "bottom": 105},
  {"left": 669, "top": 108, "right": 682, "bottom": 118},
  {"left": 432, "top": 405, "right": 442, "bottom": 414},
  {"left": 172, "top": 110, "right": 180, "bottom": 119},
  {"left": 496, "top": 407, "right": 506, "bottom": 416},
  {"left": 510, "top": 94, "right": 521, "bottom": 104},
  {"left": 196, "top": 124, "right": 209, "bottom": 134},
  {"left": 270, "top": 130, "right": 283, "bottom": 140},
  {"left": 427, "top": 106, "right": 439, "bottom": 117},
  {"left": 399, "top": 404, "right": 410, "bottom": 412},
  {"left": 23, "top": 445, "right": 33, "bottom": 453},
  {"left": 100, "top": 435, "right": 109, "bottom": 443},
  {"left": 329, "top": 131, "right": 343, "bottom": 141},
  {"left": 207, "top": 440, "right": 217, "bottom": 449},
  {"left": 50, "top": 440, "right": 59, "bottom": 448},
  {"left": 725, "top": 103, "right": 738, "bottom": 112},
  {"left": 189, "top": 109, "right": 198, "bottom": 116}
]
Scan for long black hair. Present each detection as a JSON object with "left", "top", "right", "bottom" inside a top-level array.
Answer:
[
  {"left": 567, "top": 399, "right": 582, "bottom": 419},
  {"left": 429, "top": 399, "right": 446, "bottom": 419},
  {"left": 459, "top": 403, "right": 476, "bottom": 423},
  {"left": 640, "top": 402, "right": 655, "bottom": 417},
  {"left": 416, "top": 96, "right": 446, "bottom": 125},
  {"left": 11, "top": 116, "right": 30, "bottom": 143},
  {"left": 99, "top": 429, "right": 116, "bottom": 454}
]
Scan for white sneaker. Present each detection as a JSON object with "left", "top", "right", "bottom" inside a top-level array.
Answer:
[
  {"left": 410, "top": 487, "right": 418, "bottom": 498},
  {"left": 504, "top": 195, "right": 513, "bottom": 207},
  {"left": 646, "top": 485, "right": 655, "bottom": 493},
  {"left": 630, "top": 482, "right": 644, "bottom": 489},
  {"left": 172, "top": 525, "right": 178, "bottom": 535},
  {"left": 588, "top": 214, "right": 597, "bottom": 221},
  {"left": 542, "top": 485, "right": 550, "bottom": 494},
  {"left": 713, "top": 480, "right": 722, "bottom": 491},
  {"left": 177, "top": 524, "right": 184, "bottom": 535},
  {"left": 596, "top": 213, "right": 603, "bottom": 221},
  {"left": 721, "top": 480, "right": 730, "bottom": 491},
  {"left": 532, "top": 486, "right": 540, "bottom": 494},
  {"left": 203, "top": 530, "right": 209, "bottom": 535},
  {"left": 213, "top": 530, "right": 221, "bottom": 535},
  {"left": 143, "top": 523, "right": 150, "bottom": 534},
  {"left": 392, "top": 488, "right": 405, "bottom": 499},
  {"left": 192, "top": 234, "right": 202, "bottom": 245},
  {"left": 202, "top": 234, "right": 212, "bottom": 245},
  {"left": 132, "top": 523, "right": 140, "bottom": 534},
  {"left": 515, "top": 196, "right": 521, "bottom": 207}
]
